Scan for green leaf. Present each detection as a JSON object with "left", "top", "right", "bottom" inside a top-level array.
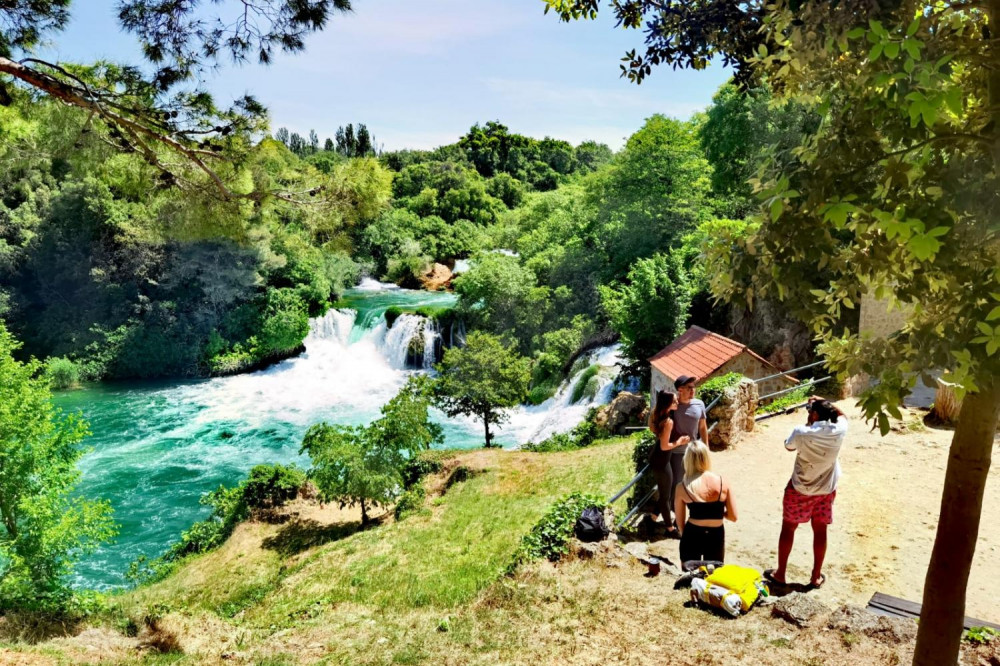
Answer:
[
  {"left": 903, "top": 58, "right": 915, "bottom": 74},
  {"left": 906, "top": 233, "right": 942, "bottom": 260},
  {"left": 987, "top": 306, "right": 1000, "bottom": 321},
  {"left": 906, "top": 17, "right": 920, "bottom": 36},
  {"left": 945, "top": 87, "right": 963, "bottom": 116},
  {"left": 884, "top": 42, "right": 900, "bottom": 59},
  {"left": 925, "top": 186, "right": 943, "bottom": 197},
  {"left": 869, "top": 19, "right": 887, "bottom": 37},
  {"left": 770, "top": 198, "right": 784, "bottom": 222},
  {"left": 847, "top": 27, "right": 866, "bottom": 39},
  {"left": 870, "top": 43, "right": 884, "bottom": 61},
  {"left": 977, "top": 322, "right": 993, "bottom": 336},
  {"left": 877, "top": 413, "right": 890, "bottom": 436}
]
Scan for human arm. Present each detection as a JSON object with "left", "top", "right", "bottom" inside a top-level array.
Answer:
[
  {"left": 699, "top": 417, "right": 708, "bottom": 444},
  {"left": 724, "top": 481, "right": 738, "bottom": 523},
  {"left": 674, "top": 484, "right": 688, "bottom": 536}
]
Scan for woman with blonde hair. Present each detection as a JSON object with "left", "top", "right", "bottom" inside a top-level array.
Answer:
[{"left": 674, "top": 440, "right": 737, "bottom": 564}]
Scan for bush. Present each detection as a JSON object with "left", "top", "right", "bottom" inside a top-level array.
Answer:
[
  {"left": 242, "top": 464, "right": 306, "bottom": 509},
  {"left": 627, "top": 431, "right": 658, "bottom": 513},
  {"left": 46, "top": 356, "right": 80, "bottom": 389},
  {"left": 506, "top": 492, "right": 607, "bottom": 573},
  {"left": 394, "top": 484, "right": 426, "bottom": 520},
  {"left": 526, "top": 381, "right": 559, "bottom": 406},
  {"left": 698, "top": 372, "right": 744, "bottom": 407},
  {"left": 402, "top": 455, "right": 444, "bottom": 488},
  {"left": 757, "top": 385, "right": 811, "bottom": 415}
]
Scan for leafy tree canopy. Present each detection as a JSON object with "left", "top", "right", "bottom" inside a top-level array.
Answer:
[{"left": 433, "top": 331, "right": 531, "bottom": 447}]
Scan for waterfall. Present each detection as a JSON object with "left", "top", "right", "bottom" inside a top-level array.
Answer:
[
  {"left": 494, "top": 344, "right": 623, "bottom": 445},
  {"left": 376, "top": 315, "right": 424, "bottom": 369},
  {"left": 307, "top": 308, "right": 356, "bottom": 346},
  {"left": 423, "top": 319, "right": 439, "bottom": 370}
]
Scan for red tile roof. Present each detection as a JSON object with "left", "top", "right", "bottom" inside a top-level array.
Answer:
[{"left": 648, "top": 325, "right": 776, "bottom": 382}]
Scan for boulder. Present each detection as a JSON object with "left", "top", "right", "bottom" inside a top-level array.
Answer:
[
  {"left": 828, "top": 605, "right": 918, "bottom": 645},
  {"left": 707, "top": 379, "right": 759, "bottom": 450},
  {"left": 595, "top": 392, "right": 647, "bottom": 435},
  {"left": 771, "top": 592, "right": 830, "bottom": 627},
  {"left": 420, "top": 263, "right": 453, "bottom": 291}
]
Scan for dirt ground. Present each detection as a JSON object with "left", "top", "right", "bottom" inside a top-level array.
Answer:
[{"left": 640, "top": 400, "right": 1000, "bottom": 622}]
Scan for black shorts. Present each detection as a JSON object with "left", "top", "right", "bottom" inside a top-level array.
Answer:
[{"left": 679, "top": 524, "right": 725, "bottom": 565}]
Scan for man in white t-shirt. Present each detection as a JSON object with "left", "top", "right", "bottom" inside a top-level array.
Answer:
[{"left": 765, "top": 397, "right": 847, "bottom": 589}]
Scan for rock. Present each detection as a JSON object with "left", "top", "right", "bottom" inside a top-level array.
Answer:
[
  {"left": 420, "top": 263, "right": 453, "bottom": 291},
  {"left": 872, "top": 616, "right": 917, "bottom": 644},
  {"left": 570, "top": 539, "right": 600, "bottom": 560},
  {"left": 595, "top": 392, "right": 647, "bottom": 435},
  {"left": 771, "top": 592, "right": 831, "bottom": 627},
  {"left": 707, "top": 378, "right": 759, "bottom": 450},
  {"left": 622, "top": 541, "right": 649, "bottom": 561},
  {"left": 828, "top": 605, "right": 882, "bottom": 635},
  {"left": 828, "top": 605, "right": 917, "bottom": 645}
]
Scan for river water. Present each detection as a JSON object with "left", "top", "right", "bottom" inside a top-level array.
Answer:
[{"left": 55, "top": 282, "right": 622, "bottom": 590}]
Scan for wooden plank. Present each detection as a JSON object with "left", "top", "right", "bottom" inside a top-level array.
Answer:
[{"left": 867, "top": 592, "right": 1000, "bottom": 632}]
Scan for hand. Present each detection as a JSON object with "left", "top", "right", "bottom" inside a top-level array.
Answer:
[{"left": 677, "top": 435, "right": 692, "bottom": 446}]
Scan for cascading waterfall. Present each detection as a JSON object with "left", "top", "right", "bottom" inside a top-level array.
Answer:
[
  {"left": 423, "top": 319, "right": 439, "bottom": 370},
  {"left": 376, "top": 314, "right": 424, "bottom": 369}
]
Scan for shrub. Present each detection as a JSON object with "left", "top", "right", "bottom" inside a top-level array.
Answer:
[
  {"left": 526, "top": 381, "right": 559, "bottom": 406},
  {"left": 242, "top": 464, "right": 306, "bottom": 509},
  {"left": 402, "top": 455, "right": 444, "bottom": 488},
  {"left": 697, "top": 372, "right": 744, "bottom": 407},
  {"left": 46, "top": 356, "right": 80, "bottom": 389},
  {"left": 627, "top": 430, "right": 658, "bottom": 513},
  {"left": 506, "top": 492, "right": 607, "bottom": 573},
  {"left": 394, "top": 485, "right": 426, "bottom": 520},
  {"left": 757, "top": 386, "right": 810, "bottom": 415}
]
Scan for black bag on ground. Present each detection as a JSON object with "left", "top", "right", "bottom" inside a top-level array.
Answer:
[{"left": 574, "top": 506, "right": 609, "bottom": 542}]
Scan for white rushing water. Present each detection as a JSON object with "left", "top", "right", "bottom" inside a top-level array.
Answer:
[{"left": 149, "top": 296, "right": 622, "bottom": 446}]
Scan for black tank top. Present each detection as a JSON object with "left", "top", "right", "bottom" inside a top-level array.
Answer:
[{"left": 687, "top": 476, "right": 727, "bottom": 520}]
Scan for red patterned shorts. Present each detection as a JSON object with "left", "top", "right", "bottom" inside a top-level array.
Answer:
[{"left": 783, "top": 483, "right": 836, "bottom": 525}]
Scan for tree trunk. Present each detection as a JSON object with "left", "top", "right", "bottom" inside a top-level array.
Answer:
[
  {"left": 913, "top": 378, "right": 1000, "bottom": 666},
  {"left": 360, "top": 499, "right": 369, "bottom": 527},
  {"left": 483, "top": 413, "right": 493, "bottom": 448}
]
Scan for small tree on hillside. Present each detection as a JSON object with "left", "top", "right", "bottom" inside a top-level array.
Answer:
[
  {"left": 0, "top": 324, "right": 117, "bottom": 613},
  {"left": 301, "top": 377, "right": 442, "bottom": 525},
  {"left": 433, "top": 332, "right": 531, "bottom": 447}
]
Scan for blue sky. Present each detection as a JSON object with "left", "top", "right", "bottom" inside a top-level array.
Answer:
[{"left": 41, "top": 1, "right": 730, "bottom": 151}]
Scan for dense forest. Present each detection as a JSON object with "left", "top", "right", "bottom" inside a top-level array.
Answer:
[{"left": 0, "top": 82, "right": 819, "bottom": 395}]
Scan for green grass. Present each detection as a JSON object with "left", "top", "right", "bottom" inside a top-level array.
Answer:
[
  {"left": 116, "top": 440, "right": 634, "bottom": 632},
  {"left": 757, "top": 386, "right": 810, "bottom": 415}
]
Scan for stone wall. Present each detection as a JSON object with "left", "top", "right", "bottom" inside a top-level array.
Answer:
[
  {"left": 707, "top": 378, "right": 759, "bottom": 450},
  {"left": 715, "top": 352, "right": 793, "bottom": 398},
  {"left": 844, "top": 293, "right": 915, "bottom": 397}
]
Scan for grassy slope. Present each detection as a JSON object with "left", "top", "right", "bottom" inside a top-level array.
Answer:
[{"left": 0, "top": 436, "right": 942, "bottom": 665}]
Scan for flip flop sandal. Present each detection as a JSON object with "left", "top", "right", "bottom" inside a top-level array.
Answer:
[
  {"left": 763, "top": 569, "right": 786, "bottom": 585},
  {"left": 809, "top": 574, "right": 827, "bottom": 590}
]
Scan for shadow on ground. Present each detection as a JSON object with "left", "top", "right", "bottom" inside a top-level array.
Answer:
[{"left": 261, "top": 519, "right": 361, "bottom": 557}]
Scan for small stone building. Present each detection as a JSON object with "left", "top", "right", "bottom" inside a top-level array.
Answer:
[{"left": 648, "top": 326, "right": 794, "bottom": 406}]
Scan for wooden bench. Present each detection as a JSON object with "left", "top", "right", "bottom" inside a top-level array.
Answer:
[{"left": 867, "top": 592, "right": 1000, "bottom": 631}]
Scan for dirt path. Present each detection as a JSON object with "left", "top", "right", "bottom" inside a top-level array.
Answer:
[{"left": 651, "top": 401, "right": 1000, "bottom": 621}]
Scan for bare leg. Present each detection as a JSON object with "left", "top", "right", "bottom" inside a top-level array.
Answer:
[
  {"left": 773, "top": 521, "right": 797, "bottom": 583},
  {"left": 811, "top": 521, "right": 828, "bottom": 585}
]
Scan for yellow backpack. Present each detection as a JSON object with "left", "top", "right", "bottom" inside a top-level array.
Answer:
[{"left": 703, "top": 565, "right": 769, "bottom": 612}]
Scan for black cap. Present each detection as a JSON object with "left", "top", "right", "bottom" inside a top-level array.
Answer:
[{"left": 675, "top": 375, "right": 696, "bottom": 389}]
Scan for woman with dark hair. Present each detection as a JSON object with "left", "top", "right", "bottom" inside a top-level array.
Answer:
[{"left": 647, "top": 390, "right": 691, "bottom": 532}]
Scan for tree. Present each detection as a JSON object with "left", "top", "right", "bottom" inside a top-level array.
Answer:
[
  {"left": 275, "top": 127, "right": 291, "bottom": 147},
  {"left": 453, "top": 252, "right": 539, "bottom": 336},
  {"left": 599, "top": 251, "right": 692, "bottom": 363},
  {"left": 0, "top": 0, "right": 353, "bottom": 200},
  {"left": 324, "top": 137, "right": 335, "bottom": 152},
  {"left": 547, "top": 1, "right": 1000, "bottom": 663},
  {"left": 0, "top": 323, "right": 116, "bottom": 613},
  {"left": 301, "top": 376, "right": 442, "bottom": 525},
  {"left": 433, "top": 331, "right": 531, "bottom": 447},
  {"left": 308, "top": 129, "right": 320, "bottom": 154}
]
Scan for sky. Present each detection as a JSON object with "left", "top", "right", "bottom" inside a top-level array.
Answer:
[{"left": 39, "top": 0, "right": 730, "bottom": 151}]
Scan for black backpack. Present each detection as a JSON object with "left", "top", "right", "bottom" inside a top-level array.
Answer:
[{"left": 574, "top": 506, "right": 610, "bottom": 543}]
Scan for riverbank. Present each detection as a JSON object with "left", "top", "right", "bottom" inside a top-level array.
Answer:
[{"left": 5, "top": 408, "right": 998, "bottom": 664}]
